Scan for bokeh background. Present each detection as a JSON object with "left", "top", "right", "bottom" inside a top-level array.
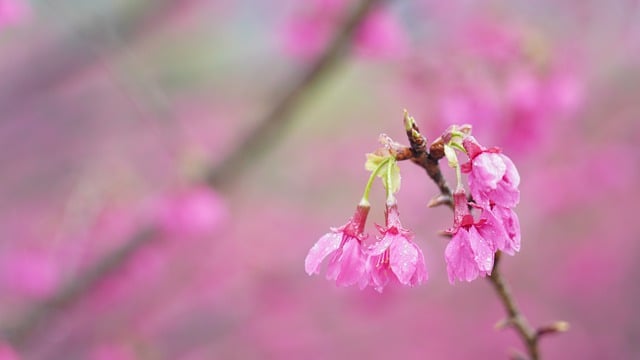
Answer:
[{"left": 1, "top": 0, "right": 639, "bottom": 359}]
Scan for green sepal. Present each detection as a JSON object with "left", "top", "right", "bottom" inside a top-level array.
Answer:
[{"left": 444, "top": 144, "right": 459, "bottom": 168}]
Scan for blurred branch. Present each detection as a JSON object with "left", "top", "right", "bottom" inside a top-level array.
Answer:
[
  {"left": 4, "top": 227, "right": 158, "bottom": 346},
  {"left": 0, "top": 0, "right": 179, "bottom": 119},
  {"left": 394, "top": 114, "right": 565, "bottom": 360},
  {"left": 205, "top": 0, "right": 382, "bottom": 188},
  {"left": 2, "top": 0, "right": 381, "bottom": 349}
]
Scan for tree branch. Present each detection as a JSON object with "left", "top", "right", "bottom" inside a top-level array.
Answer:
[
  {"left": 205, "top": 0, "right": 381, "bottom": 188},
  {"left": 2, "top": 0, "right": 382, "bottom": 349}
]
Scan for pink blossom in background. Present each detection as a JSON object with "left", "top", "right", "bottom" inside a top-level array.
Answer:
[
  {"left": 152, "top": 186, "right": 227, "bottom": 238},
  {"left": 0, "top": 250, "right": 59, "bottom": 299},
  {"left": 353, "top": 9, "right": 408, "bottom": 60},
  {"left": 281, "top": 2, "right": 407, "bottom": 61},
  {"left": 0, "top": 0, "right": 28, "bottom": 28},
  {"left": 366, "top": 203, "right": 427, "bottom": 292}
]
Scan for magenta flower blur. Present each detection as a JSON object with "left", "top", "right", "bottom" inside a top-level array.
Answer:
[
  {"left": 445, "top": 190, "right": 509, "bottom": 283},
  {"left": 462, "top": 136, "right": 520, "bottom": 208},
  {"left": 366, "top": 203, "right": 427, "bottom": 292},
  {"left": 305, "top": 205, "right": 370, "bottom": 288}
]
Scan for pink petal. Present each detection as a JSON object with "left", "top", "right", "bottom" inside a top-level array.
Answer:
[
  {"left": 467, "top": 226, "right": 494, "bottom": 274},
  {"left": 368, "top": 233, "right": 393, "bottom": 255},
  {"left": 410, "top": 250, "right": 428, "bottom": 285},
  {"left": 304, "top": 232, "right": 342, "bottom": 275},
  {"left": 500, "top": 154, "right": 521, "bottom": 188},
  {"left": 493, "top": 206, "right": 521, "bottom": 255},
  {"left": 445, "top": 230, "right": 480, "bottom": 283},
  {"left": 473, "top": 152, "right": 507, "bottom": 189},
  {"left": 389, "top": 235, "right": 420, "bottom": 285},
  {"left": 333, "top": 239, "right": 367, "bottom": 287},
  {"left": 477, "top": 207, "right": 510, "bottom": 252}
]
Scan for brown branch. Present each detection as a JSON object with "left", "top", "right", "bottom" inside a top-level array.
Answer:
[
  {"left": 1, "top": 0, "right": 382, "bottom": 349},
  {"left": 397, "top": 113, "right": 565, "bottom": 360},
  {"left": 488, "top": 252, "right": 539, "bottom": 360}
]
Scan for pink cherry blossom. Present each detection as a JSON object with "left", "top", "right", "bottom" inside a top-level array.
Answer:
[
  {"left": 366, "top": 202, "right": 427, "bottom": 292},
  {"left": 305, "top": 205, "right": 369, "bottom": 288},
  {"left": 445, "top": 190, "right": 509, "bottom": 283},
  {"left": 462, "top": 136, "right": 520, "bottom": 208}
]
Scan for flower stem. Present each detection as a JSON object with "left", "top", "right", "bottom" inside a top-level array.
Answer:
[
  {"left": 360, "top": 157, "right": 391, "bottom": 206},
  {"left": 386, "top": 158, "right": 396, "bottom": 204}
]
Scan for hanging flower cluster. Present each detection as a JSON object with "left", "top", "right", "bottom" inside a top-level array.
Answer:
[{"left": 305, "top": 111, "right": 521, "bottom": 290}]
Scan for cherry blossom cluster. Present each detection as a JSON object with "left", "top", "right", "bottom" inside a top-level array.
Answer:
[{"left": 305, "top": 112, "right": 521, "bottom": 291}]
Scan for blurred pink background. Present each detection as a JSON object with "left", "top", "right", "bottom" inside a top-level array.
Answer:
[{"left": 0, "top": 0, "right": 639, "bottom": 359}]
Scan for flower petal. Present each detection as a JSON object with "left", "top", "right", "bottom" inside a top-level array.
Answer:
[
  {"left": 389, "top": 235, "right": 421, "bottom": 285},
  {"left": 334, "top": 238, "right": 367, "bottom": 287},
  {"left": 467, "top": 226, "right": 494, "bottom": 274},
  {"left": 445, "top": 230, "right": 479, "bottom": 283},
  {"left": 304, "top": 231, "right": 342, "bottom": 275},
  {"left": 473, "top": 152, "right": 507, "bottom": 189},
  {"left": 493, "top": 206, "right": 521, "bottom": 255},
  {"left": 477, "top": 207, "right": 510, "bottom": 252}
]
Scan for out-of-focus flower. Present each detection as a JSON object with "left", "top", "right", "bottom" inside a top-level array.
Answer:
[
  {"left": 444, "top": 190, "right": 508, "bottom": 283},
  {"left": 305, "top": 205, "right": 369, "bottom": 288},
  {"left": 0, "top": 250, "right": 59, "bottom": 298},
  {"left": 0, "top": 342, "right": 20, "bottom": 360},
  {"left": 0, "top": 0, "right": 29, "bottom": 28},
  {"left": 280, "top": 2, "right": 407, "bottom": 61},
  {"left": 154, "top": 186, "right": 227, "bottom": 237},
  {"left": 353, "top": 9, "right": 408, "bottom": 59},
  {"left": 366, "top": 202, "right": 427, "bottom": 292},
  {"left": 462, "top": 136, "right": 520, "bottom": 208}
]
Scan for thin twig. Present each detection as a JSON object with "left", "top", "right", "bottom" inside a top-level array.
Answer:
[
  {"left": 487, "top": 252, "right": 539, "bottom": 360},
  {"left": 1, "top": 0, "right": 381, "bottom": 349}
]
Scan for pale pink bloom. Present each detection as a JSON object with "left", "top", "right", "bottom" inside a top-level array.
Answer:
[
  {"left": 155, "top": 186, "right": 227, "bottom": 237},
  {"left": 462, "top": 136, "right": 520, "bottom": 208},
  {"left": 445, "top": 190, "right": 508, "bottom": 283},
  {"left": 366, "top": 203, "right": 427, "bottom": 292},
  {"left": 354, "top": 9, "right": 408, "bottom": 59},
  {"left": 305, "top": 205, "right": 369, "bottom": 288}
]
